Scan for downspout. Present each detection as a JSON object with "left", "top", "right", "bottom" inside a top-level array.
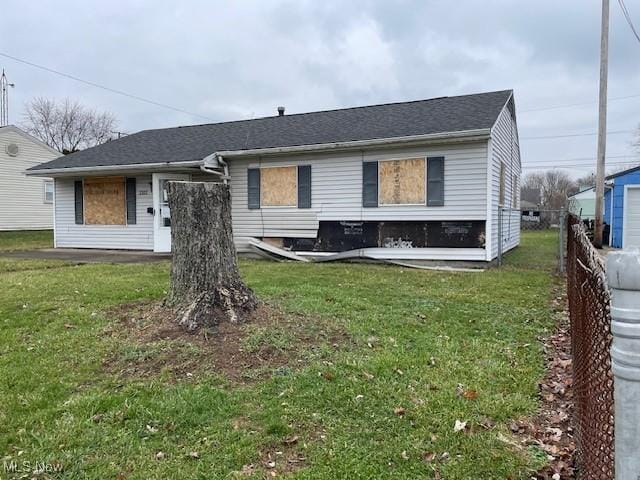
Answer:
[
  {"left": 200, "top": 153, "right": 230, "bottom": 184},
  {"left": 218, "top": 156, "right": 230, "bottom": 185}
]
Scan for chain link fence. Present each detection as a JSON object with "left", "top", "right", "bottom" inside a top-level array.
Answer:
[
  {"left": 498, "top": 207, "right": 565, "bottom": 271},
  {"left": 566, "top": 214, "right": 614, "bottom": 479}
]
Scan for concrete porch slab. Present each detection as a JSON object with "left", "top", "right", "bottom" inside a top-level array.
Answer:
[{"left": 0, "top": 248, "right": 171, "bottom": 264}]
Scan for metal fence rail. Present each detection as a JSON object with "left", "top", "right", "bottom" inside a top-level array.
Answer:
[{"left": 566, "top": 214, "right": 614, "bottom": 479}]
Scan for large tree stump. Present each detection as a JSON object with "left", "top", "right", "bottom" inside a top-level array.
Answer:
[{"left": 166, "top": 181, "right": 258, "bottom": 332}]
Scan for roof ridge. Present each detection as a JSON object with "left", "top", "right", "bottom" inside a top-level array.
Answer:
[{"left": 137, "top": 89, "right": 514, "bottom": 135}]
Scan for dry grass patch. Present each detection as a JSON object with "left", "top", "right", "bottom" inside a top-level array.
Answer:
[{"left": 104, "top": 300, "right": 349, "bottom": 383}]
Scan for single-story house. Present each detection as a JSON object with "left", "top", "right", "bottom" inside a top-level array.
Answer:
[
  {"left": 568, "top": 186, "right": 597, "bottom": 220},
  {"left": 605, "top": 165, "right": 640, "bottom": 249},
  {"left": 26, "top": 89, "right": 521, "bottom": 263},
  {"left": 0, "top": 125, "right": 59, "bottom": 230}
]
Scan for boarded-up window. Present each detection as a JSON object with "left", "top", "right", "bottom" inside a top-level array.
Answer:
[
  {"left": 261, "top": 166, "right": 297, "bottom": 207},
  {"left": 379, "top": 158, "right": 426, "bottom": 205},
  {"left": 84, "top": 177, "right": 126, "bottom": 225}
]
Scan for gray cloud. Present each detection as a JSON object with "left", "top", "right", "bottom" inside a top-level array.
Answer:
[{"left": 1, "top": 0, "right": 639, "bottom": 176}]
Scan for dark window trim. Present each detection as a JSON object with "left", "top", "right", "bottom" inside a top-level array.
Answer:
[
  {"left": 427, "top": 156, "right": 445, "bottom": 207},
  {"left": 126, "top": 177, "right": 137, "bottom": 225},
  {"left": 74, "top": 180, "right": 84, "bottom": 225}
]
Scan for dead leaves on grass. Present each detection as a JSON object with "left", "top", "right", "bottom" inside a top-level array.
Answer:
[{"left": 508, "top": 288, "right": 576, "bottom": 479}]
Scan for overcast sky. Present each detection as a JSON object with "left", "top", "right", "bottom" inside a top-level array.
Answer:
[{"left": 2, "top": 0, "right": 639, "bottom": 179}]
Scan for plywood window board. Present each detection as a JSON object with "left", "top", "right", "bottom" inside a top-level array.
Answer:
[
  {"left": 261, "top": 166, "right": 297, "bottom": 207},
  {"left": 84, "top": 176, "right": 126, "bottom": 225},
  {"left": 379, "top": 158, "right": 426, "bottom": 205}
]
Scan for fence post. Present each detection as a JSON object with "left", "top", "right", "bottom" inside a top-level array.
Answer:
[
  {"left": 497, "top": 207, "right": 503, "bottom": 266},
  {"left": 558, "top": 207, "right": 565, "bottom": 273},
  {"left": 607, "top": 251, "right": 640, "bottom": 480}
]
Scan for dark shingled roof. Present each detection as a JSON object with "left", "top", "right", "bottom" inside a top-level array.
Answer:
[{"left": 29, "top": 90, "right": 512, "bottom": 171}]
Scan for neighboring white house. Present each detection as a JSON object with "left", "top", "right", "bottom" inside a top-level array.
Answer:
[
  {"left": 26, "top": 90, "right": 521, "bottom": 263},
  {"left": 0, "top": 125, "right": 59, "bottom": 231}
]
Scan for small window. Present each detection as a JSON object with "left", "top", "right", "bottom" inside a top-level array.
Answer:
[
  {"left": 43, "top": 181, "right": 54, "bottom": 204},
  {"left": 512, "top": 174, "right": 518, "bottom": 208}
]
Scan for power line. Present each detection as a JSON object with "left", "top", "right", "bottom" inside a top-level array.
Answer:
[
  {"left": 525, "top": 154, "right": 640, "bottom": 164},
  {"left": 522, "top": 158, "right": 639, "bottom": 169},
  {"left": 521, "top": 129, "right": 634, "bottom": 140},
  {"left": 618, "top": 0, "right": 640, "bottom": 44},
  {"left": 522, "top": 162, "right": 639, "bottom": 170},
  {"left": 520, "top": 93, "right": 640, "bottom": 113},
  {"left": 522, "top": 154, "right": 638, "bottom": 167},
  {"left": 0, "top": 52, "right": 215, "bottom": 122}
]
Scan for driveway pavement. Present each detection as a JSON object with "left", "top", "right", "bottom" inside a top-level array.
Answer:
[{"left": 0, "top": 248, "right": 171, "bottom": 264}]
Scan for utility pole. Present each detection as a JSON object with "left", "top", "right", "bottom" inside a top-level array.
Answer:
[
  {"left": 1, "top": 69, "right": 16, "bottom": 127},
  {"left": 594, "top": 0, "right": 609, "bottom": 248}
]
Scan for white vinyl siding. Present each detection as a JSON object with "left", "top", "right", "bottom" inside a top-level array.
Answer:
[
  {"left": 54, "top": 175, "right": 154, "bottom": 249},
  {"left": 229, "top": 142, "right": 488, "bottom": 256},
  {"left": 50, "top": 139, "right": 497, "bottom": 262},
  {"left": 0, "top": 128, "right": 58, "bottom": 230},
  {"left": 489, "top": 101, "right": 521, "bottom": 260}
]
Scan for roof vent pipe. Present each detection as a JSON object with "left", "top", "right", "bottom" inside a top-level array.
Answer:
[{"left": 277, "top": 106, "right": 285, "bottom": 116}]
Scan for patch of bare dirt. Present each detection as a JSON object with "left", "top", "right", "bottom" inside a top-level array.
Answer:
[
  {"left": 103, "top": 300, "right": 349, "bottom": 383},
  {"left": 511, "top": 283, "right": 576, "bottom": 479}
]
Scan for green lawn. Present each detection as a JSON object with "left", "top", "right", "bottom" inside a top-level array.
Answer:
[
  {"left": 0, "top": 229, "right": 53, "bottom": 252},
  {"left": 0, "top": 232, "right": 558, "bottom": 479}
]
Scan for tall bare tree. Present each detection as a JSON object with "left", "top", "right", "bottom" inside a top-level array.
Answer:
[
  {"left": 522, "top": 170, "right": 577, "bottom": 209},
  {"left": 22, "top": 97, "right": 117, "bottom": 154}
]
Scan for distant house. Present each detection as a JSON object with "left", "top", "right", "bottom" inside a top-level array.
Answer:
[
  {"left": 520, "top": 200, "right": 541, "bottom": 229},
  {"left": 605, "top": 165, "right": 640, "bottom": 248},
  {"left": 0, "top": 125, "right": 59, "bottom": 231},
  {"left": 568, "top": 186, "right": 597, "bottom": 220},
  {"left": 26, "top": 90, "right": 521, "bottom": 263}
]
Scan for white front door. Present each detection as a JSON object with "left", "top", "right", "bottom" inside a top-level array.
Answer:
[{"left": 152, "top": 173, "right": 190, "bottom": 252}]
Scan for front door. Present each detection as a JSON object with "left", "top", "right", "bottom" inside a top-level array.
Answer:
[{"left": 152, "top": 173, "right": 190, "bottom": 252}]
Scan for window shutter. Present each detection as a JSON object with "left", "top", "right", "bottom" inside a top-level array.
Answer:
[
  {"left": 74, "top": 180, "right": 84, "bottom": 224},
  {"left": 126, "top": 177, "right": 137, "bottom": 225},
  {"left": 248, "top": 168, "right": 260, "bottom": 209},
  {"left": 362, "top": 161, "right": 378, "bottom": 207},
  {"left": 427, "top": 156, "right": 445, "bottom": 206},
  {"left": 297, "top": 165, "right": 312, "bottom": 208}
]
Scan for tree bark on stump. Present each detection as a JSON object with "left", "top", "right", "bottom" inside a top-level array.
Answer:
[{"left": 166, "top": 181, "right": 258, "bottom": 332}]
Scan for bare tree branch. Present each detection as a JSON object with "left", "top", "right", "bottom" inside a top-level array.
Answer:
[
  {"left": 522, "top": 170, "right": 578, "bottom": 209},
  {"left": 21, "top": 97, "right": 117, "bottom": 154}
]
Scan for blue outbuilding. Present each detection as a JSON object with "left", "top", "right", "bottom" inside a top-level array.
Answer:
[{"left": 604, "top": 165, "right": 640, "bottom": 248}]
